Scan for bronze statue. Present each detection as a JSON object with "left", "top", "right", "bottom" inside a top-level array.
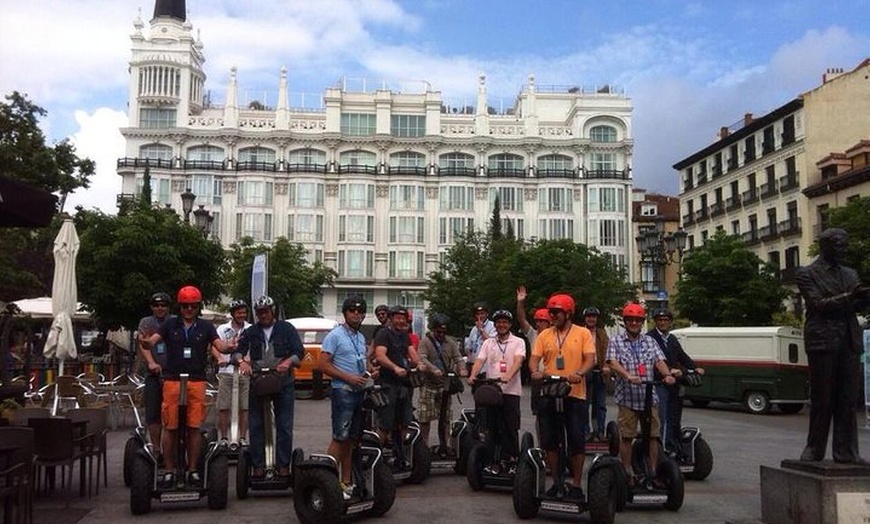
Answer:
[{"left": 796, "top": 228, "right": 868, "bottom": 464}]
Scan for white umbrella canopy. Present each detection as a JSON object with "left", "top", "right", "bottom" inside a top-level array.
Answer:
[{"left": 44, "top": 218, "right": 80, "bottom": 375}]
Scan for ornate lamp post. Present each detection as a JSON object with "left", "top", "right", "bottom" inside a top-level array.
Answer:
[
  {"left": 192, "top": 204, "right": 214, "bottom": 237},
  {"left": 180, "top": 187, "right": 196, "bottom": 223},
  {"left": 636, "top": 228, "right": 688, "bottom": 309}
]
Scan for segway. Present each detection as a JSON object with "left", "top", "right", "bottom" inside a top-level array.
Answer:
[
  {"left": 293, "top": 381, "right": 397, "bottom": 524},
  {"left": 129, "top": 374, "right": 229, "bottom": 514},
  {"left": 123, "top": 385, "right": 147, "bottom": 487},
  {"left": 620, "top": 377, "right": 684, "bottom": 511},
  {"left": 512, "top": 376, "right": 620, "bottom": 523},
  {"left": 663, "top": 370, "right": 713, "bottom": 480},
  {"left": 584, "top": 369, "right": 619, "bottom": 457},
  {"left": 450, "top": 407, "right": 478, "bottom": 475},
  {"left": 466, "top": 377, "right": 535, "bottom": 491},
  {"left": 236, "top": 367, "right": 302, "bottom": 498},
  {"left": 428, "top": 372, "right": 473, "bottom": 475}
]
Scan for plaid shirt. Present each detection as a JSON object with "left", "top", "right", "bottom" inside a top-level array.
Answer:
[{"left": 606, "top": 330, "right": 665, "bottom": 410}]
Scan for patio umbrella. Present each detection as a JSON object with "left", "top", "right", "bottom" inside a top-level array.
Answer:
[{"left": 44, "top": 218, "right": 80, "bottom": 376}]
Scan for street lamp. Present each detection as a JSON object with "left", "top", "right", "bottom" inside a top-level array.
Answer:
[
  {"left": 192, "top": 204, "right": 214, "bottom": 237},
  {"left": 180, "top": 187, "right": 196, "bottom": 223},
  {"left": 636, "top": 227, "right": 688, "bottom": 309}
]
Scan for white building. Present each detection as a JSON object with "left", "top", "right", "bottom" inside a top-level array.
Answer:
[{"left": 117, "top": 2, "right": 636, "bottom": 319}]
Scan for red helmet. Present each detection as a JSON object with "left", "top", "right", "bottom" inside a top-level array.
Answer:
[
  {"left": 533, "top": 308, "right": 551, "bottom": 322},
  {"left": 546, "top": 293, "right": 575, "bottom": 316},
  {"left": 622, "top": 303, "right": 646, "bottom": 319},
  {"left": 177, "top": 285, "right": 202, "bottom": 304}
]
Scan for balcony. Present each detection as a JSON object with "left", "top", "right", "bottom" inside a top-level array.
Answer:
[
  {"left": 287, "top": 162, "right": 327, "bottom": 174},
  {"left": 487, "top": 167, "right": 526, "bottom": 178},
  {"left": 760, "top": 224, "right": 779, "bottom": 240},
  {"left": 696, "top": 172, "right": 708, "bottom": 185},
  {"left": 742, "top": 229, "right": 760, "bottom": 245},
  {"left": 710, "top": 202, "right": 725, "bottom": 217},
  {"left": 725, "top": 195, "right": 742, "bottom": 211},
  {"left": 390, "top": 165, "right": 428, "bottom": 176},
  {"left": 711, "top": 165, "right": 723, "bottom": 179},
  {"left": 727, "top": 158, "right": 738, "bottom": 172},
  {"left": 778, "top": 217, "right": 802, "bottom": 237},
  {"left": 438, "top": 166, "right": 476, "bottom": 177},
  {"left": 778, "top": 172, "right": 799, "bottom": 192},
  {"left": 683, "top": 177, "right": 694, "bottom": 191},
  {"left": 693, "top": 209, "right": 709, "bottom": 223},
  {"left": 236, "top": 160, "right": 279, "bottom": 172},
  {"left": 339, "top": 164, "right": 378, "bottom": 175},
  {"left": 742, "top": 189, "right": 759, "bottom": 205},
  {"left": 682, "top": 213, "right": 695, "bottom": 226},
  {"left": 537, "top": 168, "right": 576, "bottom": 179},
  {"left": 585, "top": 169, "right": 629, "bottom": 180},
  {"left": 117, "top": 157, "right": 175, "bottom": 169},
  {"left": 183, "top": 159, "right": 227, "bottom": 171},
  {"left": 760, "top": 181, "right": 778, "bottom": 199}
]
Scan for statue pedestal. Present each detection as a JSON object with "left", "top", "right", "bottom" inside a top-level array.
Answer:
[{"left": 760, "top": 460, "right": 870, "bottom": 524}]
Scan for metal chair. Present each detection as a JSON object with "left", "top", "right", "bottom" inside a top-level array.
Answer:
[
  {"left": 66, "top": 408, "right": 108, "bottom": 495},
  {"left": 0, "top": 426, "right": 35, "bottom": 524},
  {"left": 27, "top": 417, "right": 92, "bottom": 497}
]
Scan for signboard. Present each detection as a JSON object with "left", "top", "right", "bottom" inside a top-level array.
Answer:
[
  {"left": 657, "top": 290, "right": 669, "bottom": 301},
  {"left": 836, "top": 492, "right": 870, "bottom": 523},
  {"left": 251, "top": 253, "right": 268, "bottom": 307}
]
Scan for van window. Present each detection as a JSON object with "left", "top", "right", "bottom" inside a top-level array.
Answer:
[{"left": 788, "top": 343, "right": 798, "bottom": 363}]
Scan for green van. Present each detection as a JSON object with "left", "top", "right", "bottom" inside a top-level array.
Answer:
[{"left": 670, "top": 326, "right": 809, "bottom": 415}]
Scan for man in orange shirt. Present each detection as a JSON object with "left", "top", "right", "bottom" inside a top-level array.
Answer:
[{"left": 528, "top": 293, "right": 595, "bottom": 498}]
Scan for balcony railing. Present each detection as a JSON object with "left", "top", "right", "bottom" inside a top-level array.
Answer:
[
  {"left": 339, "top": 164, "right": 378, "bottom": 175},
  {"left": 117, "top": 157, "right": 174, "bottom": 169},
  {"left": 711, "top": 165, "right": 723, "bottom": 179},
  {"left": 389, "top": 165, "right": 427, "bottom": 176},
  {"left": 537, "top": 168, "right": 576, "bottom": 179},
  {"left": 781, "top": 132, "right": 795, "bottom": 146},
  {"left": 742, "top": 229, "right": 760, "bottom": 245},
  {"left": 487, "top": 167, "right": 526, "bottom": 178},
  {"left": 236, "top": 160, "right": 279, "bottom": 172},
  {"left": 438, "top": 166, "right": 476, "bottom": 177},
  {"left": 683, "top": 177, "right": 694, "bottom": 190},
  {"left": 760, "top": 181, "right": 778, "bottom": 199},
  {"left": 762, "top": 141, "right": 775, "bottom": 155},
  {"left": 727, "top": 158, "right": 738, "bottom": 172},
  {"left": 744, "top": 150, "right": 756, "bottom": 163},
  {"left": 760, "top": 224, "right": 778, "bottom": 240},
  {"left": 725, "top": 195, "right": 742, "bottom": 211},
  {"left": 183, "top": 159, "right": 227, "bottom": 171},
  {"left": 742, "top": 189, "right": 759, "bottom": 205},
  {"left": 585, "top": 169, "right": 629, "bottom": 180},
  {"left": 696, "top": 172, "right": 708, "bottom": 185},
  {"left": 287, "top": 162, "right": 327, "bottom": 174},
  {"left": 682, "top": 213, "right": 694, "bottom": 226},
  {"left": 693, "top": 209, "right": 709, "bottom": 223},
  {"left": 778, "top": 172, "right": 800, "bottom": 192},
  {"left": 710, "top": 202, "right": 725, "bottom": 217},
  {"left": 778, "top": 217, "right": 802, "bottom": 237}
]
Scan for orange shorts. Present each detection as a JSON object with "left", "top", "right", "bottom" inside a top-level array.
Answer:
[{"left": 161, "top": 380, "right": 207, "bottom": 430}]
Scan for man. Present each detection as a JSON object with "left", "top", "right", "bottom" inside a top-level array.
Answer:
[
  {"left": 319, "top": 295, "right": 372, "bottom": 500},
  {"left": 796, "top": 228, "right": 868, "bottom": 464},
  {"left": 213, "top": 299, "right": 251, "bottom": 446},
  {"left": 647, "top": 308, "right": 704, "bottom": 453},
  {"left": 606, "top": 303, "right": 676, "bottom": 482},
  {"left": 468, "top": 309, "right": 525, "bottom": 473},
  {"left": 466, "top": 302, "right": 497, "bottom": 375},
  {"left": 368, "top": 304, "right": 391, "bottom": 366},
  {"left": 529, "top": 293, "right": 595, "bottom": 498},
  {"left": 234, "top": 295, "right": 305, "bottom": 478},
  {"left": 140, "top": 285, "right": 223, "bottom": 488},
  {"left": 582, "top": 306, "right": 611, "bottom": 442},
  {"left": 417, "top": 313, "right": 466, "bottom": 456},
  {"left": 372, "top": 305, "right": 423, "bottom": 470},
  {"left": 136, "top": 292, "right": 173, "bottom": 462},
  {"left": 516, "top": 286, "right": 552, "bottom": 415}
]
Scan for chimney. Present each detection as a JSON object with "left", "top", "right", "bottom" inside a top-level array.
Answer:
[
  {"left": 718, "top": 126, "right": 730, "bottom": 140},
  {"left": 744, "top": 113, "right": 753, "bottom": 126},
  {"left": 822, "top": 67, "right": 846, "bottom": 83}
]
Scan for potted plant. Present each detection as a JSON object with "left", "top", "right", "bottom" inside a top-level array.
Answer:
[{"left": 0, "top": 397, "right": 22, "bottom": 424}]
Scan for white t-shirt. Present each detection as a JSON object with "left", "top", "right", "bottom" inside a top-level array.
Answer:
[
  {"left": 216, "top": 320, "right": 251, "bottom": 375},
  {"left": 476, "top": 332, "right": 526, "bottom": 397}
]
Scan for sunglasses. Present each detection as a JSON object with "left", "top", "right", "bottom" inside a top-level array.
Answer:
[
  {"left": 624, "top": 317, "right": 645, "bottom": 323},
  {"left": 346, "top": 307, "right": 364, "bottom": 314},
  {"left": 151, "top": 303, "right": 168, "bottom": 308},
  {"left": 179, "top": 303, "right": 199, "bottom": 310},
  {"left": 548, "top": 308, "right": 565, "bottom": 316}
]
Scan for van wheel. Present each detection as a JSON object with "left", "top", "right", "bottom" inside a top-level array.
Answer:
[
  {"left": 745, "top": 391, "right": 771, "bottom": 414},
  {"left": 778, "top": 403, "right": 804, "bottom": 415}
]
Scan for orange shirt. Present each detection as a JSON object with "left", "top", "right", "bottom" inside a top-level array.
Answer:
[{"left": 532, "top": 324, "right": 595, "bottom": 400}]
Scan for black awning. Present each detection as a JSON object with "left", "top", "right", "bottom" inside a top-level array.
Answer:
[{"left": 0, "top": 176, "right": 58, "bottom": 227}]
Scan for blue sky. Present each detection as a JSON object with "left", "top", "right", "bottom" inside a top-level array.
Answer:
[{"left": 1, "top": 0, "right": 868, "bottom": 212}]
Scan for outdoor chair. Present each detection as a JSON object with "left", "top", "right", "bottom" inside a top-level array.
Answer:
[
  {"left": 0, "top": 426, "right": 35, "bottom": 524},
  {"left": 28, "top": 417, "right": 92, "bottom": 497},
  {"left": 66, "top": 408, "right": 108, "bottom": 495},
  {"left": 50, "top": 376, "right": 83, "bottom": 415}
]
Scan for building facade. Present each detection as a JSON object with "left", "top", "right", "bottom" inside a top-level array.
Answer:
[
  {"left": 673, "top": 59, "right": 870, "bottom": 308},
  {"left": 631, "top": 189, "right": 683, "bottom": 314},
  {"left": 117, "top": 3, "right": 636, "bottom": 319}
]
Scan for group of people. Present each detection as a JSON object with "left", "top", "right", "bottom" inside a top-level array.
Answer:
[{"left": 137, "top": 288, "right": 304, "bottom": 488}]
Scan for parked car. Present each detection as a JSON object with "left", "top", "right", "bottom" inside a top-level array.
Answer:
[{"left": 287, "top": 317, "right": 337, "bottom": 399}]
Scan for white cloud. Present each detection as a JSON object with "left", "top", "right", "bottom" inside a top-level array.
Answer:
[{"left": 65, "top": 108, "right": 128, "bottom": 214}]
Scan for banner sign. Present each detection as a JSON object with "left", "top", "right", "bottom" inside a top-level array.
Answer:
[{"left": 251, "top": 253, "right": 268, "bottom": 308}]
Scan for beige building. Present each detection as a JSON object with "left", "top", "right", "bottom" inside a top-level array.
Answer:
[
  {"left": 116, "top": 4, "right": 637, "bottom": 320},
  {"left": 631, "top": 189, "right": 684, "bottom": 314},
  {"left": 804, "top": 139, "right": 870, "bottom": 232},
  {"left": 673, "top": 58, "right": 870, "bottom": 308}
]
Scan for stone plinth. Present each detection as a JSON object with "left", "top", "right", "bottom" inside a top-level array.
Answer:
[{"left": 760, "top": 460, "right": 870, "bottom": 524}]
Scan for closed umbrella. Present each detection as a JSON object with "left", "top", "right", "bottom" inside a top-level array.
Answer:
[{"left": 44, "top": 218, "right": 80, "bottom": 377}]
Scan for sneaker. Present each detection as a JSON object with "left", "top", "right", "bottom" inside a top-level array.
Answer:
[
  {"left": 159, "top": 472, "right": 174, "bottom": 490},
  {"left": 483, "top": 463, "right": 501, "bottom": 475},
  {"left": 219, "top": 437, "right": 229, "bottom": 448},
  {"left": 545, "top": 483, "right": 562, "bottom": 498},
  {"left": 239, "top": 437, "right": 248, "bottom": 447},
  {"left": 340, "top": 482, "right": 355, "bottom": 501},
  {"left": 187, "top": 471, "right": 202, "bottom": 488}
]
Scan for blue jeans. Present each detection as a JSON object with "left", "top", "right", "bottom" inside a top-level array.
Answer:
[
  {"left": 655, "top": 384, "right": 675, "bottom": 450},
  {"left": 589, "top": 370, "right": 607, "bottom": 435},
  {"left": 249, "top": 380, "right": 295, "bottom": 469}
]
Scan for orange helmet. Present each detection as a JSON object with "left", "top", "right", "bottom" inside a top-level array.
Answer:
[
  {"left": 533, "top": 308, "right": 551, "bottom": 322},
  {"left": 546, "top": 293, "right": 575, "bottom": 316},
  {"left": 622, "top": 302, "right": 646, "bottom": 319},
  {"left": 177, "top": 285, "right": 202, "bottom": 304}
]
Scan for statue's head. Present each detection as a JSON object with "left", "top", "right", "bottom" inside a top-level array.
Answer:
[{"left": 819, "top": 228, "right": 848, "bottom": 264}]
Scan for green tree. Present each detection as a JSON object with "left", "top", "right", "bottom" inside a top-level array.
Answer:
[
  {"left": 225, "top": 237, "right": 336, "bottom": 318},
  {"left": 74, "top": 206, "right": 227, "bottom": 330},
  {"left": 0, "top": 92, "right": 95, "bottom": 301},
  {"left": 820, "top": 196, "right": 870, "bottom": 283},
  {"left": 489, "top": 194, "right": 502, "bottom": 241},
  {"left": 675, "top": 230, "right": 788, "bottom": 326}
]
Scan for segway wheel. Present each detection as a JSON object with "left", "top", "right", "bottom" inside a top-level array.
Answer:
[
  {"left": 207, "top": 453, "right": 229, "bottom": 510},
  {"left": 291, "top": 447, "right": 305, "bottom": 486},
  {"left": 606, "top": 421, "right": 620, "bottom": 457},
  {"left": 454, "top": 431, "right": 475, "bottom": 475},
  {"left": 630, "top": 439, "right": 663, "bottom": 476},
  {"left": 466, "top": 443, "right": 488, "bottom": 491},
  {"left": 366, "top": 458, "right": 396, "bottom": 518},
  {"left": 685, "top": 436, "right": 713, "bottom": 481},
  {"left": 123, "top": 436, "right": 139, "bottom": 487},
  {"left": 130, "top": 454, "right": 153, "bottom": 515},
  {"left": 511, "top": 456, "right": 540, "bottom": 519},
  {"left": 520, "top": 432, "right": 534, "bottom": 454},
  {"left": 198, "top": 426, "right": 218, "bottom": 473},
  {"left": 236, "top": 449, "right": 250, "bottom": 499},
  {"left": 658, "top": 459, "right": 684, "bottom": 511},
  {"left": 406, "top": 438, "right": 431, "bottom": 484},
  {"left": 587, "top": 466, "right": 616, "bottom": 524},
  {"left": 613, "top": 465, "right": 628, "bottom": 512},
  {"left": 293, "top": 468, "right": 345, "bottom": 524}
]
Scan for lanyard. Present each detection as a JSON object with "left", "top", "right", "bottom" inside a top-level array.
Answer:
[
  {"left": 344, "top": 325, "right": 365, "bottom": 373},
  {"left": 554, "top": 327, "right": 569, "bottom": 357},
  {"left": 183, "top": 322, "right": 197, "bottom": 344},
  {"left": 496, "top": 338, "right": 508, "bottom": 360}
]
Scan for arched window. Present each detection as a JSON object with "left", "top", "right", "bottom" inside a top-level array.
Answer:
[
  {"left": 186, "top": 145, "right": 225, "bottom": 161},
  {"left": 537, "top": 154, "right": 574, "bottom": 178},
  {"left": 238, "top": 146, "right": 276, "bottom": 163},
  {"left": 590, "top": 125, "right": 617, "bottom": 142},
  {"left": 288, "top": 148, "right": 326, "bottom": 165},
  {"left": 139, "top": 143, "right": 173, "bottom": 160},
  {"left": 390, "top": 151, "right": 426, "bottom": 167}
]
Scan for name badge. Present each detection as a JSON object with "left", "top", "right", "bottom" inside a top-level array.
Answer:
[
  {"left": 499, "top": 360, "right": 507, "bottom": 373},
  {"left": 155, "top": 342, "right": 166, "bottom": 355},
  {"left": 183, "top": 346, "right": 192, "bottom": 360},
  {"left": 556, "top": 355, "right": 565, "bottom": 370}
]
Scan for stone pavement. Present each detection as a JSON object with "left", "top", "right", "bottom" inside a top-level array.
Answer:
[{"left": 31, "top": 388, "right": 870, "bottom": 524}]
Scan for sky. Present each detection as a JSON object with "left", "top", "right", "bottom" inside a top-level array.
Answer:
[{"left": 1, "top": 0, "right": 868, "bottom": 213}]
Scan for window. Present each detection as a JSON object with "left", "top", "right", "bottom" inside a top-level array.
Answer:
[
  {"left": 744, "top": 136, "right": 756, "bottom": 162},
  {"left": 389, "top": 251, "right": 425, "bottom": 278},
  {"left": 490, "top": 187, "right": 523, "bottom": 212},
  {"left": 487, "top": 154, "right": 524, "bottom": 171},
  {"left": 238, "top": 146, "right": 276, "bottom": 163},
  {"left": 390, "top": 151, "right": 426, "bottom": 167},
  {"left": 288, "top": 148, "right": 326, "bottom": 165},
  {"left": 140, "top": 143, "right": 173, "bottom": 160},
  {"left": 191, "top": 175, "right": 220, "bottom": 206},
  {"left": 338, "top": 215, "right": 374, "bottom": 242},
  {"left": 439, "top": 217, "right": 474, "bottom": 244},
  {"left": 439, "top": 153, "right": 475, "bottom": 169},
  {"left": 287, "top": 213, "right": 324, "bottom": 242},
  {"left": 391, "top": 115, "right": 426, "bottom": 137},
  {"left": 389, "top": 185, "right": 424, "bottom": 210},
  {"left": 501, "top": 218, "right": 525, "bottom": 239},
  {"left": 538, "top": 218, "right": 574, "bottom": 240},
  {"left": 389, "top": 216, "right": 425, "bottom": 244},
  {"left": 590, "top": 125, "right": 617, "bottom": 142},
  {"left": 338, "top": 250, "right": 373, "bottom": 278},
  {"left": 387, "top": 291, "right": 424, "bottom": 310},
  {"left": 339, "top": 184, "right": 375, "bottom": 208},
  {"left": 140, "top": 108, "right": 176, "bottom": 128},
  {"left": 289, "top": 182, "right": 324, "bottom": 208},
  {"left": 237, "top": 181, "right": 273, "bottom": 206},
  {"left": 731, "top": 220, "right": 740, "bottom": 235},
  {"left": 187, "top": 145, "right": 225, "bottom": 161},
  {"left": 588, "top": 152, "right": 616, "bottom": 172},
  {"left": 640, "top": 204, "right": 657, "bottom": 217},
  {"left": 340, "top": 113, "right": 376, "bottom": 136},
  {"left": 539, "top": 187, "right": 573, "bottom": 212},
  {"left": 537, "top": 154, "right": 573, "bottom": 172},
  {"left": 588, "top": 187, "right": 624, "bottom": 212},
  {"left": 440, "top": 186, "right": 475, "bottom": 211},
  {"left": 339, "top": 150, "right": 377, "bottom": 167},
  {"left": 335, "top": 291, "right": 375, "bottom": 316},
  {"left": 235, "top": 213, "right": 273, "bottom": 242},
  {"left": 137, "top": 176, "right": 170, "bottom": 205},
  {"left": 588, "top": 219, "right": 625, "bottom": 247}
]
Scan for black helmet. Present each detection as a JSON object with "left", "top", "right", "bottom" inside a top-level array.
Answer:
[
  {"left": 150, "top": 292, "right": 171, "bottom": 306},
  {"left": 472, "top": 301, "right": 489, "bottom": 313},
  {"left": 582, "top": 306, "right": 600, "bottom": 317},
  {"left": 491, "top": 309, "right": 513, "bottom": 322},
  {"left": 652, "top": 308, "right": 674, "bottom": 320},
  {"left": 374, "top": 304, "right": 389, "bottom": 314},
  {"left": 253, "top": 295, "right": 275, "bottom": 311},
  {"left": 389, "top": 305, "right": 408, "bottom": 317},
  {"left": 342, "top": 295, "right": 367, "bottom": 314},
  {"left": 429, "top": 313, "right": 450, "bottom": 330},
  {"left": 229, "top": 299, "right": 247, "bottom": 312}
]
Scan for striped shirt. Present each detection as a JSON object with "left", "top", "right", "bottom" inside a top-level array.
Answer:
[{"left": 606, "top": 330, "right": 665, "bottom": 410}]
